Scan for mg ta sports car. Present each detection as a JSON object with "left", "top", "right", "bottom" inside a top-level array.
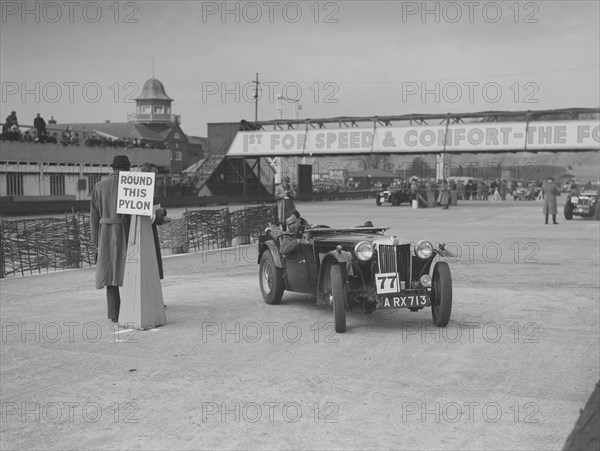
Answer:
[
  {"left": 258, "top": 224, "right": 454, "bottom": 333},
  {"left": 564, "top": 189, "right": 600, "bottom": 220}
]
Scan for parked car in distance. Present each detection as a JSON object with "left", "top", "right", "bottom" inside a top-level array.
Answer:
[
  {"left": 376, "top": 188, "right": 412, "bottom": 206},
  {"left": 564, "top": 189, "right": 600, "bottom": 220}
]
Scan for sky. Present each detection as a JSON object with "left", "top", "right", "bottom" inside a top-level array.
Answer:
[{"left": 1, "top": 0, "right": 599, "bottom": 137}]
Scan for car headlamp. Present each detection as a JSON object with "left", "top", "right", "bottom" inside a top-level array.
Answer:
[
  {"left": 415, "top": 240, "right": 434, "bottom": 259},
  {"left": 354, "top": 241, "right": 374, "bottom": 261}
]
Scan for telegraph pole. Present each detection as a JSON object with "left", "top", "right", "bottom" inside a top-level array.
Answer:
[{"left": 253, "top": 73, "right": 259, "bottom": 122}]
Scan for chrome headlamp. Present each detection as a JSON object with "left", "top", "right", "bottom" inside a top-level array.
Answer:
[
  {"left": 420, "top": 274, "right": 432, "bottom": 287},
  {"left": 354, "top": 241, "right": 374, "bottom": 261},
  {"left": 415, "top": 240, "right": 434, "bottom": 259}
]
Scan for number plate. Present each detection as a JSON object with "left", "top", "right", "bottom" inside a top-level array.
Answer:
[
  {"left": 379, "top": 294, "right": 431, "bottom": 309},
  {"left": 375, "top": 272, "right": 402, "bottom": 294}
]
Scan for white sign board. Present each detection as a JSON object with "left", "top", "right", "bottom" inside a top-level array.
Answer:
[
  {"left": 116, "top": 171, "right": 155, "bottom": 216},
  {"left": 226, "top": 120, "right": 600, "bottom": 156}
]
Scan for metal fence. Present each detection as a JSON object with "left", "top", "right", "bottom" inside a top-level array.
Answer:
[{"left": 0, "top": 204, "right": 276, "bottom": 278}]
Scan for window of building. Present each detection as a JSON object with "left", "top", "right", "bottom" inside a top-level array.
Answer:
[
  {"left": 153, "top": 106, "right": 164, "bottom": 114},
  {"left": 174, "top": 151, "right": 182, "bottom": 161},
  {"left": 50, "top": 174, "right": 65, "bottom": 196},
  {"left": 88, "top": 174, "right": 103, "bottom": 195},
  {"left": 6, "top": 173, "right": 23, "bottom": 196},
  {"left": 142, "top": 106, "right": 151, "bottom": 113}
]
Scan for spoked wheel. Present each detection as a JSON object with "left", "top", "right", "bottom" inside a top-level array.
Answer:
[
  {"left": 390, "top": 195, "right": 400, "bottom": 206},
  {"left": 259, "top": 251, "right": 284, "bottom": 305},
  {"left": 330, "top": 265, "right": 347, "bottom": 333},
  {"left": 376, "top": 196, "right": 382, "bottom": 206},
  {"left": 431, "top": 262, "right": 452, "bottom": 327}
]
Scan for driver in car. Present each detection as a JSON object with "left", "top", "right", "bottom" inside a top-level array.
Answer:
[{"left": 280, "top": 211, "right": 309, "bottom": 257}]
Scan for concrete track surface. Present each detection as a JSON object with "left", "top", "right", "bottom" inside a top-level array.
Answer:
[{"left": 1, "top": 199, "right": 599, "bottom": 450}]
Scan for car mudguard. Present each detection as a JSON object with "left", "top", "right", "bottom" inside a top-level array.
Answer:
[
  {"left": 257, "top": 241, "right": 283, "bottom": 268},
  {"left": 316, "top": 249, "right": 352, "bottom": 305}
]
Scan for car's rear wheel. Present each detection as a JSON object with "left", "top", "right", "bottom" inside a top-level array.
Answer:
[
  {"left": 330, "top": 265, "right": 347, "bottom": 333},
  {"left": 375, "top": 196, "right": 382, "bottom": 206},
  {"left": 564, "top": 202, "right": 574, "bottom": 220},
  {"left": 259, "top": 251, "right": 284, "bottom": 305},
  {"left": 390, "top": 195, "right": 400, "bottom": 206},
  {"left": 431, "top": 262, "right": 452, "bottom": 327}
]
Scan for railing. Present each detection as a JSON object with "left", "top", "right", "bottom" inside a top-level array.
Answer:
[
  {"left": 0, "top": 205, "right": 275, "bottom": 278},
  {"left": 127, "top": 113, "right": 180, "bottom": 123}
]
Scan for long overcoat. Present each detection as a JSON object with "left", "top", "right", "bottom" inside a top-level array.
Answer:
[
  {"left": 542, "top": 181, "right": 560, "bottom": 215},
  {"left": 90, "top": 173, "right": 130, "bottom": 289}
]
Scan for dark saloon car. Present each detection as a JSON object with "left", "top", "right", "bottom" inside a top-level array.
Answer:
[
  {"left": 258, "top": 223, "right": 454, "bottom": 333},
  {"left": 375, "top": 188, "right": 412, "bottom": 206}
]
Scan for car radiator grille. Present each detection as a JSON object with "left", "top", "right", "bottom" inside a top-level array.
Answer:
[{"left": 378, "top": 244, "right": 412, "bottom": 286}]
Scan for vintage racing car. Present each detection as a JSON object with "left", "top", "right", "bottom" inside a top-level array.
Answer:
[
  {"left": 564, "top": 189, "right": 600, "bottom": 220},
  {"left": 375, "top": 188, "right": 412, "bottom": 206},
  {"left": 258, "top": 223, "right": 454, "bottom": 333}
]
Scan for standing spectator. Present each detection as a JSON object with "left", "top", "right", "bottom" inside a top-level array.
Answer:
[
  {"left": 439, "top": 180, "right": 450, "bottom": 209},
  {"left": 500, "top": 179, "right": 508, "bottom": 200},
  {"left": 4, "top": 111, "right": 18, "bottom": 131},
  {"left": 410, "top": 179, "right": 418, "bottom": 201},
  {"left": 476, "top": 180, "right": 485, "bottom": 200},
  {"left": 33, "top": 113, "right": 46, "bottom": 139},
  {"left": 457, "top": 180, "right": 465, "bottom": 200},
  {"left": 542, "top": 177, "right": 561, "bottom": 225},
  {"left": 465, "top": 179, "right": 473, "bottom": 200},
  {"left": 275, "top": 176, "right": 296, "bottom": 228},
  {"left": 90, "top": 155, "right": 132, "bottom": 322},
  {"left": 140, "top": 162, "right": 168, "bottom": 282}
]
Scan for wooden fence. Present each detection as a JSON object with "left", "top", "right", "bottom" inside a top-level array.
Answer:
[{"left": 0, "top": 205, "right": 276, "bottom": 278}]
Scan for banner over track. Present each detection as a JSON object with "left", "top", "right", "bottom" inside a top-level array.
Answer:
[
  {"left": 220, "top": 108, "right": 600, "bottom": 157},
  {"left": 227, "top": 120, "right": 599, "bottom": 156}
]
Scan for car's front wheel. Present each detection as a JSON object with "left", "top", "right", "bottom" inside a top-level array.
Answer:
[
  {"left": 564, "top": 202, "right": 574, "bottom": 220},
  {"left": 375, "top": 195, "right": 382, "bottom": 206},
  {"left": 330, "top": 265, "right": 347, "bottom": 333},
  {"left": 431, "top": 262, "right": 452, "bottom": 327},
  {"left": 259, "top": 251, "right": 284, "bottom": 305}
]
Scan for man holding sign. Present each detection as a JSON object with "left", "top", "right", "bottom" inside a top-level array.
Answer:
[{"left": 90, "top": 155, "right": 132, "bottom": 322}]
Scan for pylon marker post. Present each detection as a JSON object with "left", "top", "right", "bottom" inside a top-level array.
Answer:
[
  {"left": 115, "top": 171, "right": 165, "bottom": 330},
  {"left": 119, "top": 214, "right": 166, "bottom": 330}
]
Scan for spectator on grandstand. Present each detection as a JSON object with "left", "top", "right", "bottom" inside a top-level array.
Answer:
[
  {"left": 33, "top": 113, "right": 46, "bottom": 139},
  {"left": 61, "top": 129, "right": 71, "bottom": 146},
  {"left": 4, "top": 125, "right": 21, "bottom": 141},
  {"left": 3, "top": 111, "right": 18, "bottom": 131}
]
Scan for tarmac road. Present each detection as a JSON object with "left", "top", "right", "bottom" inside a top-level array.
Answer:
[{"left": 1, "top": 199, "right": 599, "bottom": 450}]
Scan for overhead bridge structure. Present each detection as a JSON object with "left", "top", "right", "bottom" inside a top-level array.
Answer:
[{"left": 189, "top": 107, "right": 599, "bottom": 198}]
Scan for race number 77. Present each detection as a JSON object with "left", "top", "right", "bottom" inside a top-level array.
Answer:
[{"left": 376, "top": 273, "right": 400, "bottom": 294}]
